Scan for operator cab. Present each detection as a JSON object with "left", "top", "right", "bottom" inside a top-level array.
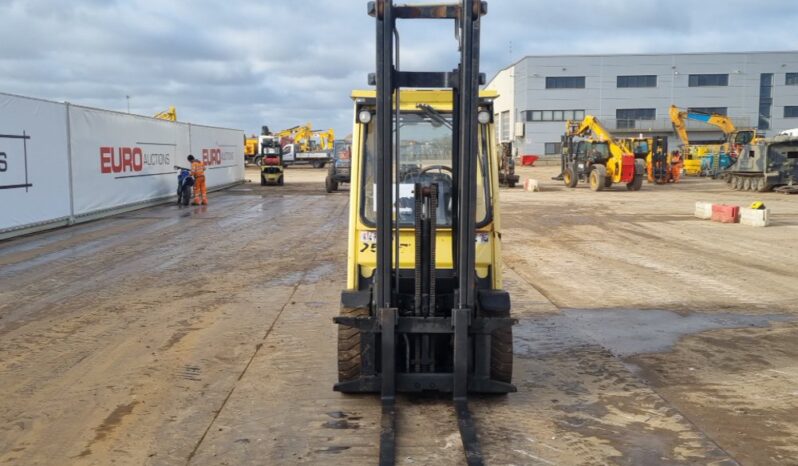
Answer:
[
  {"left": 359, "top": 100, "right": 492, "bottom": 233},
  {"left": 735, "top": 130, "right": 755, "bottom": 145},
  {"left": 576, "top": 140, "right": 611, "bottom": 164}
]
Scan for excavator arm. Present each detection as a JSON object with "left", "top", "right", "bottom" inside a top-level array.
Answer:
[
  {"left": 312, "top": 129, "right": 336, "bottom": 151},
  {"left": 669, "top": 105, "right": 690, "bottom": 147},
  {"left": 153, "top": 106, "right": 177, "bottom": 121},
  {"left": 275, "top": 123, "right": 313, "bottom": 149},
  {"left": 670, "top": 105, "right": 754, "bottom": 145}
]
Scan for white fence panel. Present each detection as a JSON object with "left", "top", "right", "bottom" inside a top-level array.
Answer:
[
  {"left": 188, "top": 124, "right": 245, "bottom": 188},
  {"left": 0, "top": 93, "right": 71, "bottom": 232},
  {"left": 69, "top": 106, "right": 191, "bottom": 216}
]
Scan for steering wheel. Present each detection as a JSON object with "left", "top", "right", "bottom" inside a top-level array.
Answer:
[{"left": 419, "top": 165, "right": 453, "bottom": 175}]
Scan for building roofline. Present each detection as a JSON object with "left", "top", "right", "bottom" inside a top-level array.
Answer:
[{"left": 485, "top": 50, "right": 798, "bottom": 88}]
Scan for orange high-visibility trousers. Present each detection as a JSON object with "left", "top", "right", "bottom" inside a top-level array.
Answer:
[{"left": 193, "top": 175, "right": 207, "bottom": 204}]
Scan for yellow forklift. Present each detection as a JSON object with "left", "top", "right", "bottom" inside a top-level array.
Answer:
[
  {"left": 259, "top": 147, "right": 284, "bottom": 186},
  {"left": 333, "top": 2, "right": 514, "bottom": 464},
  {"left": 622, "top": 136, "right": 671, "bottom": 183}
]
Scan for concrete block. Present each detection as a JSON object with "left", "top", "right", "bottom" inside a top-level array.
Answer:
[
  {"left": 524, "top": 178, "right": 541, "bottom": 192},
  {"left": 711, "top": 204, "right": 740, "bottom": 223},
  {"left": 694, "top": 201, "right": 713, "bottom": 219},
  {"left": 740, "top": 208, "right": 770, "bottom": 227}
]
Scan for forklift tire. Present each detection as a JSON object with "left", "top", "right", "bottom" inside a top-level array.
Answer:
[
  {"left": 337, "top": 306, "right": 369, "bottom": 386},
  {"left": 491, "top": 325, "right": 513, "bottom": 384},
  {"left": 277, "top": 175, "right": 284, "bottom": 186},
  {"left": 325, "top": 176, "right": 338, "bottom": 193},
  {"left": 589, "top": 165, "right": 606, "bottom": 191},
  {"left": 260, "top": 174, "right": 267, "bottom": 186},
  {"left": 563, "top": 167, "right": 578, "bottom": 188},
  {"left": 627, "top": 173, "right": 644, "bottom": 191},
  {"left": 627, "top": 160, "right": 645, "bottom": 191},
  {"left": 507, "top": 180, "right": 516, "bottom": 188}
]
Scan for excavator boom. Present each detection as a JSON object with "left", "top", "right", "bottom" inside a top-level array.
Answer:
[{"left": 153, "top": 106, "right": 177, "bottom": 121}]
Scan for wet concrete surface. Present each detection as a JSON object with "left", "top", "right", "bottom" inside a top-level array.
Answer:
[
  {"left": 1, "top": 165, "right": 798, "bottom": 465},
  {"left": 516, "top": 309, "right": 795, "bottom": 358}
]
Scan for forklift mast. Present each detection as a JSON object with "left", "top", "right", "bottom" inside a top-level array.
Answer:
[
  {"left": 372, "top": 0, "right": 486, "bottom": 398},
  {"left": 343, "top": 1, "right": 514, "bottom": 465}
]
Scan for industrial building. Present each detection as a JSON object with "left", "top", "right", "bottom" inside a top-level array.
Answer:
[{"left": 486, "top": 51, "right": 798, "bottom": 156}]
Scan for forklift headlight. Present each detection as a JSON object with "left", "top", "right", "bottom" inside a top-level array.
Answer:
[
  {"left": 358, "top": 110, "right": 373, "bottom": 124},
  {"left": 477, "top": 110, "right": 491, "bottom": 124}
]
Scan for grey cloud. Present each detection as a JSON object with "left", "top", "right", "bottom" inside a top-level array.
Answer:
[{"left": 1, "top": 0, "right": 797, "bottom": 135}]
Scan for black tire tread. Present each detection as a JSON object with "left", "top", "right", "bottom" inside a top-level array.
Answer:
[{"left": 337, "top": 306, "right": 369, "bottom": 382}]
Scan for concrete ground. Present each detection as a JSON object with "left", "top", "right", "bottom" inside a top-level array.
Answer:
[{"left": 1, "top": 164, "right": 797, "bottom": 465}]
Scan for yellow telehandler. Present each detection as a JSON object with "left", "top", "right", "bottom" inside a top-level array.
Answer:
[{"left": 560, "top": 115, "right": 645, "bottom": 191}]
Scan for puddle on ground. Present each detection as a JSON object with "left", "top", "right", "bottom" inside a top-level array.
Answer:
[
  {"left": 515, "top": 309, "right": 794, "bottom": 358},
  {"left": 304, "top": 262, "right": 335, "bottom": 283}
]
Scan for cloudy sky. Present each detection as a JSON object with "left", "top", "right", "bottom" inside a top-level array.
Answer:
[{"left": 1, "top": 0, "right": 796, "bottom": 137}]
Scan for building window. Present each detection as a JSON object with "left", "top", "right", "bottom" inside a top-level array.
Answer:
[
  {"left": 759, "top": 73, "right": 773, "bottom": 130},
  {"left": 545, "top": 76, "right": 585, "bottom": 89},
  {"left": 616, "top": 108, "right": 656, "bottom": 129},
  {"left": 786, "top": 73, "right": 798, "bottom": 85},
  {"left": 617, "top": 75, "right": 657, "bottom": 88},
  {"left": 688, "top": 107, "right": 728, "bottom": 116},
  {"left": 688, "top": 74, "right": 729, "bottom": 87},
  {"left": 784, "top": 106, "right": 798, "bottom": 118},
  {"left": 500, "top": 111, "right": 510, "bottom": 142},
  {"left": 525, "top": 109, "right": 585, "bottom": 122},
  {"left": 544, "top": 142, "right": 562, "bottom": 155}
]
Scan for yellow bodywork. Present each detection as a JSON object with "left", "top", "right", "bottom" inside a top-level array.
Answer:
[
  {"left": 153, "top": 106, "right": 177, "bottom": 121},
  {"left": 275, "top": 123, "right": 313, "bottom": 150},
  {"left": 345, "top": 89, "right": 503, "bottom": 291},
  {"left": 669, "top": 105, "right": 758, "bottom": 160},
  {"left": 620, "top": 136, "right": 671, "bottom": 181},
  {"left": 566, "top": 115, "right": 632, "bottom": 183},
  {"left": 244, "top": 137, "right": 259, "bottom": 157},
  {"left": 313, "top": 129, "right": 336, "bottom": 151}
]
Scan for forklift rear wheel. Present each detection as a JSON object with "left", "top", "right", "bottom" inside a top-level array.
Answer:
[
  {"left": 325, "top": 176, "right": 338, "bottom": 193},
  {"left": 589, "top": 166, "right": 606, "bottom": 191},
  {"left": 260, "top": 174, "right": 267, "bottom": 186},
  {"left": 337, "top": 306, "right": 369, "bottom": 387},
  {"left": 563, "top": 167, "right": 578, "bottom": 188},
  {"left": 277, "top": 175, "right": 284, "bottom": 186}
]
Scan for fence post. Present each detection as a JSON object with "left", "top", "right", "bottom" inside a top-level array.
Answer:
[{"left": 65, "top": 101, "right": 76, "bottom": 225}]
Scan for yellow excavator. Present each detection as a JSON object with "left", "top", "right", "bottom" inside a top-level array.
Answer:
[
  {"left": 669, "top": 105, "right": 755, "bottom": 176},
  {"left": 153, "top": 106, "right": 177, "bottom": 121},
  {"left": 560, "top": 115, "right": 645, "bottom": 191},
  {"left": 275, "top": 123, "right": 313, "bottom": 149},
  {"left": 312, "top": 128, "right": 336, "bottom": 151}
]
